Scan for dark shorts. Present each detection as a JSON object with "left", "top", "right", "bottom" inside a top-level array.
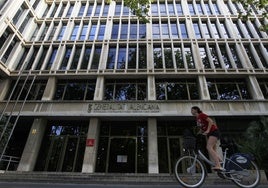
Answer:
[{"left": 207, "top": 129, "right": 220, "bottom": 139}]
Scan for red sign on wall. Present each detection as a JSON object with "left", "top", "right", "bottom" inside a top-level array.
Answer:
[{"left": 86, "top": 139, "right": 95, "bottom": 147}]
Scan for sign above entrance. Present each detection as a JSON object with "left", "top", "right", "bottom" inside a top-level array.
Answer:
[{"left": 88, "top": 103, "right": 160, "bottom": 113}]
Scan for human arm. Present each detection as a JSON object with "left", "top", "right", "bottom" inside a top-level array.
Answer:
[{"left": 202, "top": 117, "right": 214, "bottom": 135}]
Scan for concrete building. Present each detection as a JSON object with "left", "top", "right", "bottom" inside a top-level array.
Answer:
[{"left": 0, "top": 0, "right": 267, "bottom": 174}]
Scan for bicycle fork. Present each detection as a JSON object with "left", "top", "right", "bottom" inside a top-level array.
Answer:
[{"left": 187, "top": 155, "right": 198, "bottom": 174}]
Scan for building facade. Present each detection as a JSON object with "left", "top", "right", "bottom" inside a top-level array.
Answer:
[{"left": 0, "top": 0, "right": 267, "bottom": 174}]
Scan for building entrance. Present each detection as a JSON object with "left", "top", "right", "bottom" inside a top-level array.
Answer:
[
  {"left": 108, "top": 137, "right": 136, "bottom": 173},
  {"left": 95, "top": 121, "right": 148, "bottom": 173},
  {"left": 34, "top": 121, "right": 88, "bottom": 172}
]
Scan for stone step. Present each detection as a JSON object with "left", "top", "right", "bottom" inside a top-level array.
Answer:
[{"left": 0, "top": 171, "right": 267, "bottom": 185}]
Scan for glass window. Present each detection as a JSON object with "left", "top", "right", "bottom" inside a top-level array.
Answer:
[
  {"left": 40, "top": 24, "right": 49, "bottom": 41},
  {"left": 25, "top": 47, "right": 39, "bottom": 70},
  {"left": 19, "top": 14, "right": 31, "bottom": 33},
  {"left": 2, "top": 39, "right": 17, "bottom": 63},
  {"left": 159, "top": 3, "right": 167, "bottom": 15},
  {"left": 139, "top": 24, "right": 146, "bottom": 39},
  {"left": 94, "top": 4, "right": 101, "bottom": 16},
  {"left": 204, "top": 3, "right": 212, "bottom": 15},
  {"left": 207, "top": 79, "right": 251, "bottom": 100},
  {"left": 138, "top": 45, "right": 147, "bottom": 69},
  {"left": 35, "top": 47, "right": 48, "bottom": 70},
  {"left": 168, "top": 4, "right": 175, "bottom": 15},
  {"left": 211, "top": 23, "right": 220, "bottom": 38},
  {"left": 162, "top": 23, "right": 169, "bottom": 38},
  {"left": 115, "top": 4, "right": 122, "bottom": 16},
  {"left": 152, "top": 23, "right": 160, "bottom": 39},
  {"left": 46, "top": 47, "right": 58, "bottom": 70},
  {"left": 17, "top": 48, "right": 30, "bottom": 70},
  {"left": 243, "top": 45, "right": 259, "bottom": 69},
  {"left": 219, "top": 45, "right": 232, "bottom": 69},
  {"left": 48, "top": 23, "right": 58, "bottom": 40},
  {"left": 97, "top": 23, "right": 106, "bottom": 40},
  {"left": 50, "top": 4, "right": 58, "bottom": 17},
  {"left": 79, "top": 24, "right": 88, "bottom": 40},
  {"left": 57, "top": 24, "right": 66, "bottom": 40},
  {"left": 130, "top": 23, "right": 137, "bottom": 39},
  {"left": 229, "top": 45, "right": 243, "bottom": 68},
  {"left": 184, "top": 47, "right": 195, "bottom": 69},
  {"left": 180, "top": 23, "right": 188, "bottom": 38},
  {"left": 202, "top": 23, "right": 211, "bottom": 38},
  {"left": 171, "top": 23, "right": 178, "bottom": 38},
  {"left": 153, "top": 46, "right": 163, "bottom": 69},
  {"left": 79, "top": 4, "right": 86, "bottom": 17},
  {"left": 156, "top": 79, "right": 199, "bottom": 100},
  {"left": 0, "top": 30, "right": 11, "bottom": 50},
  {"left": 209, "top": 45, "right": 221, "bottom": 68},
  {"left": 254, "top": 45, "right": 267, "bottom": 68},
  {"left": 70, "top": 24, "right": 80, "bottom": 40},
  {"left": 107, "top": 47, "right": 116, "bottom": 69},
  {"left": 13, "top": 6, "right": 25, "bottom": 25},
  {"left": 193, "top": 23, "right": 201, "bottom": 38},
  {"left": 164, "top": 46, "right": 173, "bottom": 69},
  {"left": 151, "top": 4, "right": 158, "bottom": 16},
  {"left": 117, "top": 47, "right": 127, "bottom": 69},
  {"left": 60, "top": 47, "right": 72, "bottom": 70},
  {"left": 104, "top": 80, "right": 147, "bottom": 101},
  {"left": 258, "top": 80, "right": 268, "bottom": 99},
  {"left": 188, "top": 4, "right": 195, "bottom": 15},
  {"left": 91, "top": 47, "right": 101, "bottom": 69},
  {"left": 174, "top": 46, "right": 184, "bottom": 68},
  {"left": 176, "top": 4, "right": 183, "bottom": 15},
  {"left": 70, "top": 47, "right": 82, "bottom": 69},
  {"left": 89, "top": 23, "right": 97, "bottom": 40},
  {"left": 128, "top": 46, "right": 137, "bottom": 69},
  {"left": 102, "top": 4, "right": 109, "bottom": 16},
  {"left": 7, "top": 80, "right": 47, "bottom": 100},
  {"left": 199, "top": 46, "right": 211, "bottom": 68},
  {"left": 120, "top": 23, "right": 128, "bottom": 39},
  {"left": 196, "top": 3, "right": 203, "bottom": 14},
  {"left": 111, "top": 23, "right": 119, "bottom": 39},
  {"left": 81, "top": 46, "right": 91, "bottom": 69},
  {"left": 66, "top": 4, "right": 74, "bottom": 17},
  {"left": 54, "top": 80, "right": 95, "bottom": 100},
  {"left": 213, "top": 3, "right": 221, "bottom": 14},
  {"left": 86, "top": 4, "right": 93, "bottom": 16},
  {"left": 58, "top": 4, "right": 66, "bottom": 17},
  {"left": 220, "top": 23, "right": 229, "bottom": 38}
]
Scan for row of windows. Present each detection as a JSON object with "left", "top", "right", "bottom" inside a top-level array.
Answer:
[
  {"left": 30, "top": 19, "right": 266, "bottom": 42},
  {"left": 26, "top": 0, "right": 263, "bottom": 19},
  {"left": 6, "top": 79, "right": 268, "bottom": 101},
  {"left": 11, "top": 42, "right": 267, "bottom": 72}
]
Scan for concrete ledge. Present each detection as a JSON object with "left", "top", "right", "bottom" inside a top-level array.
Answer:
[{"left": 0, "top": 171, "right": 267, "bottom": 185}]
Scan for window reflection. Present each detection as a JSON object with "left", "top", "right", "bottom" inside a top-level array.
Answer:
[
  {"left": 207, "top": 79, "right": 251, "bottom": 100},
  {"left": 104, "top": 80, "right": 147, "bottom": 101}
]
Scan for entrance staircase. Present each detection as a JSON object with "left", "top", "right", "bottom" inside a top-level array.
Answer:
[{"left": 0, "top": 171, "right": 267, "bottom": 185}]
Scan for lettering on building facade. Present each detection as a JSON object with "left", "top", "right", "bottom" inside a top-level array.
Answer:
[{"left": 88, "top": 103, "right": 160, "bottom": 113}]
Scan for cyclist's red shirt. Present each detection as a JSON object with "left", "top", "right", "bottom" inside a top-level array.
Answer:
[{"left": 196, "top": 113, "right": 218, "bottom": 133}]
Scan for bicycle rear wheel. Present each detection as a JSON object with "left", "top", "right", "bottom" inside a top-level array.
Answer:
[
  {"left": 174, "top": 155, "right": 206, "bottom": 188},
  {"left": 231, "top": 161, "right": 260, "bottom": 188}
]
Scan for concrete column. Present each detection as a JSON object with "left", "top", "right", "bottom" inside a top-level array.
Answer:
[
  {"left": 17, "top": 118, "right": 47, "bottom": 171},
  {"left": 148, "top": 75, "right": 156, "bottom": 101},
  {"left": 94, "top": 76, "right": 104, "bottom": 100},
  {"left": 42, "top": 77, "right": 56, "bottom": 100},
  {"left": 82, "top": 118, "right": 100, "bottom": 173},
  {"left": 198, "top": 75, "right": 210, "bottom": 100},
  {"left": 247, "top": 76, "right": 265, "bottom": 100},
  {"left": 0, "top": 78, "right": 11, "bottom": 100},
  {"left": 148, "top": 118, "right": 159, "bottom": 173}
]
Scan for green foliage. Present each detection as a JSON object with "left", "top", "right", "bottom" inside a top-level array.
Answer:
[
  {"left": 238, "top": 117, "right": 268, "bottom": 173},
  {"left": 107, "top": 0, "right": 151, "bottom": 23},
  {"left": 233, "top": 0, "right": 268, "bottom": 31}
]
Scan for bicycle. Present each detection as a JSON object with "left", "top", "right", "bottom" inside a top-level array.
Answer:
[{"left": 174, "top": 135, "right": 260, "bottom": 188}]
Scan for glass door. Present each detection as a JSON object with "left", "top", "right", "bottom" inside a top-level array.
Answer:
[{"left": 108, "top": 137, "right": 136, "bottom": 173}]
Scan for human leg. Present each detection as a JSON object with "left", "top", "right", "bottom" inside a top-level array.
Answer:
[{"left": 206, "top": 136, "right": 221, "bottom": 169}]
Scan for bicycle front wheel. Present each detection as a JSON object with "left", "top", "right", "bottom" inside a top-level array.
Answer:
[
  {"left": 174, "top": 155, "right": 206, "bottom": 188},
  {"left": 231, "top": 160, "right": 260, "bottom": 188}
]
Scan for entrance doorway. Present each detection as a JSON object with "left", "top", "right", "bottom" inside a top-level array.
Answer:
[
  {"left": 108, "top": 137, "right": 136, "bottom": 173},
  {"left": 95, "top": 121, "right": 148, "bottom": 173},
  {"left": 35, "top": 121, "right": 88, "bottom": 172}
]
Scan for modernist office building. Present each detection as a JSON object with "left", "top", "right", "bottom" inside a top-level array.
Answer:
[{"left": 0, "top": 0, "right": 267, "bottom": 174}]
